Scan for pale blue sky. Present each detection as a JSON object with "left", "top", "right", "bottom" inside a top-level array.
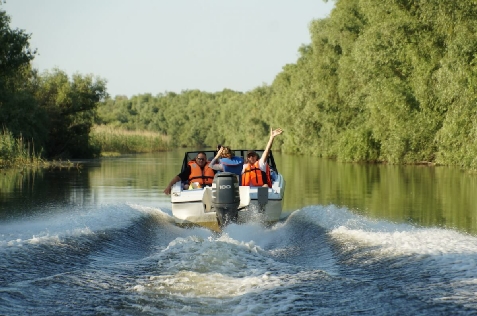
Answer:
[{"left": 3, "top": 0, "right": 334, "bottom": 97}]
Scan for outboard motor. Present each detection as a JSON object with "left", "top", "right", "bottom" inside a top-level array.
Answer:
[{"left": 211, "top": 172, "right": 240, "bottom": 227}]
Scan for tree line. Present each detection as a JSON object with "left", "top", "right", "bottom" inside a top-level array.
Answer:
[
  {"left": 2, "top": 1, "right": 477, "bottom": 169},
  {"left": 0, "top": 7, "right": 107, "bottom": 160}
]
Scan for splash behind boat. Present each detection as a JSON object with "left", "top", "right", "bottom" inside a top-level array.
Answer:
[{"left": 170, "top": 150, "right": 285, "bottom": 231}]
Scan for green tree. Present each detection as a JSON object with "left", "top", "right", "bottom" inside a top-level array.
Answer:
[
  {"left": 0, "top": 8, "right": 43, "bottom": 142},
  {"left": 34, "top": 69, "right": 107, "bottom": 158}
]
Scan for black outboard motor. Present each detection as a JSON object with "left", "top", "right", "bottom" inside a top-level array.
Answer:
[{"left": 212, "top": 172, "right": 240, "bottom": 227}]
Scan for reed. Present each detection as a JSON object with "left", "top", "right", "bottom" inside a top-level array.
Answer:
[
  {"left": 90, "top": 125, "right": 170, "bottom": 155},
  {"left": 0, "top": 130, "right": 47, "bottom": 169},
  {"left": 0, "top": 130, "right": 80, "bottom": 170}
]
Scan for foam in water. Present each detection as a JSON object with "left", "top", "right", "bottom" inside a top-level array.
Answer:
[
  {"left": 0, "top": 204, "right": 147, "bottom": 249},
  {"left": 128, "top": 204, "right": 177, "bottom": 224},
  {"left": 289, "top": 205, "right": 477, "bottom": 256},
  {"left": 3, "top": 201, "right": 477, "bottom": 314},
  {"left": 132, "top": 228, "right": 331, "bottom": 312},
  {"left": 290, "top": 204, "right": 477, "bottom": 308}
]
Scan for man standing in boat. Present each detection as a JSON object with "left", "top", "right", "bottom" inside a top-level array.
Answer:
[{"left": 163, "top": 152, "right": 215, "bottom": 194}]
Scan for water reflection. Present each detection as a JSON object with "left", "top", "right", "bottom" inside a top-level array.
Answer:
[
  {"left": 278, "top": 152, "right": 477, "bottom": 234},
  {"left": 1, "top": 151, "right": 477, "bottom": 234}
]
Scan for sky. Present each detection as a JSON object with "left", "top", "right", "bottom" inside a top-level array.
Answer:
[{"left": 3, "top": 0, "right": 335, "bottom": 98}]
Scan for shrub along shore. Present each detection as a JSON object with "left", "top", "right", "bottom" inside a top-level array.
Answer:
[
  {"left": 0, "top": 130, "right": 83, "bottom": 169},
  {"left": 90, "top": 125, "right": 170, "bottom": 156},
  {"left": 0, "top": 127, "right": 170, "bottom": 169}
]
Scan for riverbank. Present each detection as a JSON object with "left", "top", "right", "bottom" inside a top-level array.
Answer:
[
  {"left": 0, "top": 131, "right": 43, "bottom": 169},
  {"left": 1, "top": 126, "right": 171, "bottom": 169}
]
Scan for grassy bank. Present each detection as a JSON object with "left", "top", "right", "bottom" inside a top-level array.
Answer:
[
  {"left": 1, "top": 125, "right": 169, "bottom": 170},
  {"left": 90, "top": 125, "right": 170, "bottom": 156},
  {"left": 0, "top": 130, "right": 81, "bottom": 170},
  {"left": 0, "top": 130, "right": 45, "bottom": 169}
]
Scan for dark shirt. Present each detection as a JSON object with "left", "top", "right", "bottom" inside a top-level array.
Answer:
[{"left": 177, "top": 165, "right": 192, "bottom": 182}]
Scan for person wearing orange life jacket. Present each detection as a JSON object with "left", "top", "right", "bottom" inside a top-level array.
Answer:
[
  {"left": 242, "top": 128, "right": 283, "bottom": 187},
  {"left": 187, "top": 159, "right": 215, "bottom": 187},
  {"left": 242, "top": 155, "right": 272, "bottom": 187},
  {"left": 163, "top": 152, "right": 215, "bottom": 195}
]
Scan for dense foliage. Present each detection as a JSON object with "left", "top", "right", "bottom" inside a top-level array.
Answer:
[
  {"left": 275, "top": 0, "right": 477, "bottom": 168},
  {"left": 2, "top": 1, "right": 477, "bottom": 169},
  {"left": 98, "top": 0, "right": 477, "bottom": 168},
  {"left": 0, "top": 6, "right": 107, "bottom": 159},
  {"left": 96, "top": 88, "right": 275, "bottom": 150}
]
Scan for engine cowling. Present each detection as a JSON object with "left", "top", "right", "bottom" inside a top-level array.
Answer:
[{"left": 211, "top": 172, "right": 240, "bottom": 227}]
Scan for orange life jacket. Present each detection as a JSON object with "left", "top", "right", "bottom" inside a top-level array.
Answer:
[
  {"left": 188, "top": 161, "right": 215, "bottom": 186},
  {"left": 242, "top": 161, "right": 272, "bottom": 187}
]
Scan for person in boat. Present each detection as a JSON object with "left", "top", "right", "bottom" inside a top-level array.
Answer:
[
  {"left": 163, "top": 151, "right": 215, "bottom": 194},
  {"left": 209, "top": 146, "right": 244, "bottom": 183},
  {"left": 242, "top": 128, "right": 283, "bottom": 187}
]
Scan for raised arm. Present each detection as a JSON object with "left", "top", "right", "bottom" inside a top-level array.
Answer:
[
  {"left": 209, "top": 147, "right": 224, "bottom": 171},
  {"left": 260, "top": 128, "right": 283, "bottom": 164}
]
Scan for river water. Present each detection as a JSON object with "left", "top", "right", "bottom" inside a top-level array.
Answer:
[{"left": 1, "top": 150, "right": 477, "bottom": 315}]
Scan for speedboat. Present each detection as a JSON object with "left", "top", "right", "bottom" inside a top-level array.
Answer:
[{"left": 170, "top": 149, "right": 285, "bottom": 231}]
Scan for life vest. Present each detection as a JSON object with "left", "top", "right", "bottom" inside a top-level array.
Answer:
[
  {"left": 242, "top": 161, "right": 272, "bottom": 187},
  {"left": 188, "top": 161, "right": 215, "bottom": 186}
]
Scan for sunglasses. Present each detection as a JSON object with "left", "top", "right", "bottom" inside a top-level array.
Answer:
[{"left": 196, "top": 157, "right": 206, "bottom": 161}]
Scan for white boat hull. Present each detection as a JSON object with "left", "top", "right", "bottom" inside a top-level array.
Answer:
[{"left": 171, "top": 174, "right": 285, "bottom": 229}]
